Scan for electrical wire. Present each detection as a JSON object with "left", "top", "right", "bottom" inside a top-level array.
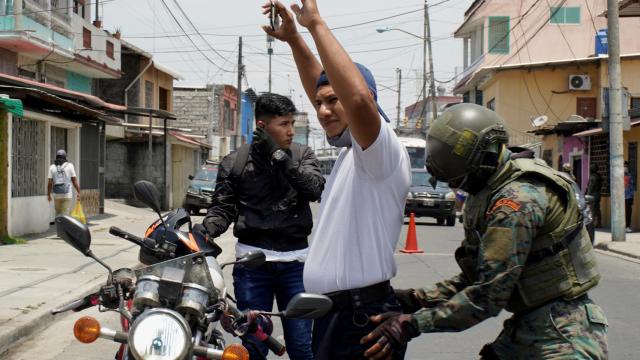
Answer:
[{"left": 157, "top": 0, "right": 232, "bottom": 73}]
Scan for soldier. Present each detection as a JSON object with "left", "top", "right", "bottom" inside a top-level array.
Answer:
[{"left": 361, "top": 103, "right": 608, "bottom": 359}]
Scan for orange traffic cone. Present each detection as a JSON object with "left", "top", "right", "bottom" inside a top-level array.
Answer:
[{"left": 400, "top": 213, "right": 424, "bottom": 254}]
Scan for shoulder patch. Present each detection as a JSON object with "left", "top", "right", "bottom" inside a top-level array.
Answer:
[{"left": 488, "top": 199, "right": 521, "bottom": 214}]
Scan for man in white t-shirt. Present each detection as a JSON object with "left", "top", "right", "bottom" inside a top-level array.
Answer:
[
  {"left": 47, "top": 149, "right": 81, "bottom": 217},
  {"left": 264, "top": 1, "right": 410, "bottom": 358}
]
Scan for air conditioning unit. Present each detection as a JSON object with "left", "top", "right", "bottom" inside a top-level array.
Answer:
[{"left": 569, "top": 75, "right": 591, "bottom": 90}]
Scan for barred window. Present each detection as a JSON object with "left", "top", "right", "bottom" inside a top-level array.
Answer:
[{"left": 11, "top": 117, "right": 46, "bottom": 197}]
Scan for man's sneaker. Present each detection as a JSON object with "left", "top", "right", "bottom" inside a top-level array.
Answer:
[{"left": 626, "top": 227, "right": 633, "bottom": 233}]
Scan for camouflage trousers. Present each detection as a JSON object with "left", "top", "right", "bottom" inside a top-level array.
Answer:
[{"left": 483, "top": 296, "right": 608, "bottom": 360}]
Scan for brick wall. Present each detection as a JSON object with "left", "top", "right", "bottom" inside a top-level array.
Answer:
[{"left": 173, "top": 86, "right": 214, "bottom": 139}]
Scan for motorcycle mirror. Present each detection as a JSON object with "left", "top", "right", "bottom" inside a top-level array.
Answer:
[
  {"left": 56, "top": 215, "right": 92, "bottom": 255},
  {"left": 188, "top": 175, "right": 194, "bottom": 181},
  {"left": 282, "top": 293, "right": 333, "bottom": 319},
  {"left": 55, "top": 215, "right": 113, "bottom": 279},
  {"left": 134, "top": 180, "right": 162, "bottom": 214},
  {"left": 221, "top": 251, "right": 266, "bottom": 269}
]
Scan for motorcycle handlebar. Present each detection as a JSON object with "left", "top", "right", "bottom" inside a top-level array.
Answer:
[
  {"left": 109, "top": 226, "right": 156, "bottom": 249},
  {"left": 261, "top": 333, "right": 286, "bottom": 356}
]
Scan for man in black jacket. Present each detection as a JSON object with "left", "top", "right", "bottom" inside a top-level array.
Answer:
[{"left": 203, "top": 93, "right": 324, "bottom": 360}]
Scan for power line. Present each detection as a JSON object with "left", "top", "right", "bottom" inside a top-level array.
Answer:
[
  {"left": 157, "top": 0, "right": 232, "bottom": 73},
  {"left": 170, "top": 0, "right": 229, "bottom": 63}
]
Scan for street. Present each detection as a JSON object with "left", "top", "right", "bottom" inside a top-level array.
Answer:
[{"left": 5, "top": 214, "right": 640, "bottom": 359}]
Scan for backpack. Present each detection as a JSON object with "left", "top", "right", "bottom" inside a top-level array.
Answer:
[{"left": 53, "top": 163, "right": 71, "bottom": 194}]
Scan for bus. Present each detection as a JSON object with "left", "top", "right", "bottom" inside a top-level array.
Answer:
[
  {"left": 315, "top": 147, "right": 341, "bottom": 178},
  {"left": 398, "top": 136, "right": 427, "bottom": 169}
]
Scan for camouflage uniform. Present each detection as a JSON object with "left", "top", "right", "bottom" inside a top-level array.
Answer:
[{"left": 412, "top": 149, "right": 608, "bottom": 359}]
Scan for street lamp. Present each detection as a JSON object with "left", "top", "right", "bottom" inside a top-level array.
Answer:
[{"left": 376, "top": 0, "right": 437, "bottom": 128}]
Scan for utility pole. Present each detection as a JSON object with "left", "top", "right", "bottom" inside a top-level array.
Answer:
[
  {"left": 396, "top": 68, "right": 402, "bottom": 129},
  {"left": 422, "top": 0, "right": 428, "bottom": 124},
  {"left": 607, "top": 0, "right": 625, "bottom": 241},
  {"left": 237, "top": 36, "right": 244, "bottom": 147},
  {"left": 425, "top": 1, "right": 438, "bottom": 125},
  {"left": 267, "top": 34, "right": 273, "bottom": 92}
]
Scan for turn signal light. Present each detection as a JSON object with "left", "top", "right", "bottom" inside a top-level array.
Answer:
[
  {"left": 221, "top": 343, "right": 250, "bottom": 360},
  {"left": 73, "top": 316, "right": 101, "bottom": 343}
]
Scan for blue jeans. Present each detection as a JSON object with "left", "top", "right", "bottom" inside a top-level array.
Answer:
[
  {"left": 312, "top": 292, "right": 407, "bottom": 360},
  {"left": 233, "top": 261, "right": 312, "bottom": 360}
]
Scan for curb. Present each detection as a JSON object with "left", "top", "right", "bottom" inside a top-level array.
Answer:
[
  {"left": 0, "top": 259, "right": 140, "bottom": 357},
  {"left": 594, "top": 242, "right": 640, "bottom": 261}
]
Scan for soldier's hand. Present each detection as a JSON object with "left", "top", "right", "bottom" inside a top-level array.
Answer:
[
  {"left": 261, "top": 1, "right": 298, "bottom": 43},
  {"left": 394, "top": 288, "right": 423, "bottom": 313},
  {"left": 360, "top": 312, "right": 419, "bottom": 359}
]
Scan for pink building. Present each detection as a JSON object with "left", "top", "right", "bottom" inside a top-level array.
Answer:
[{"left": 454, "top": 0, "right": 640, "bottom": 101}]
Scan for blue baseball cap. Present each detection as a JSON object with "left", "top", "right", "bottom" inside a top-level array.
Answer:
[{"left": 315, "top": 63, "right": 390, "bottom": 123}]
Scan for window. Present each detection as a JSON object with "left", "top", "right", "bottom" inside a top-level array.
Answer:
[
  {"left": 145, "top": 80, "right": 154, "bottom": 108},
  {"left": 82, "top": 27, "right": 91, "bottom": 49},
  {"left": 159, "top": 87, "right": 169, "bottom": 110},
  {"left": 488, "top": 16, "right": 510, "bottom": 54},
  {"left": 475, "top": 90, "right": 483, "bottom": 106},
  {"left": 542, "top": 149, "right": 552, "bottom": 167},
  {"left": 550, "top": 6, "right": 580, "bottom": 24},
  {"left": 73, "top": 0, "right": 85, "bottom": 17},
  {"left": 11, "top": 117, "right": 46, "bottom": 197},
  {"left": 224, "top": 100, "right": 233, "bottom": 131},
  {"left": 577, "top": 97, "right": 596, "bottom": 118},
  {"left": 631, "top": 97, "right": 640, "bottom": 110},
  {"left": 106, "top": 40, "right": 114, "bottom": 59},
  {"left": 487, "top": 97, "right": 496, "bottom": 111},
  {"left": 462, "top": 92, "right": 470, "bottom": 103}
]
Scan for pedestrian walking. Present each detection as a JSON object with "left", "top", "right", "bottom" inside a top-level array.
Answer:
[
  {"left": 47, "top": 149, "right": 81, "bottom": 217},
  {"left": 362, "top": 104, "right": 608, "bottom": 360},
  {"left": 625, "top": 161, "right": 634, "bottom": 233},
  {"left": 262, "top": 1, "right": 411, "bottom": 358},
  {"left": 203, "top": 93, "right": 324, "bottom": 360},
  {"left": 587, "top": 163, "right": 602, "bottom": 228}
]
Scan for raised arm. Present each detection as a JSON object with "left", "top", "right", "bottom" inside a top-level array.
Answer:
[{"left": 262, "top": 1, "right": 322, "bottom": 105}]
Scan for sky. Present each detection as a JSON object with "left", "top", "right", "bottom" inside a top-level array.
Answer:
[{"left": 102, "top": 0, "right": 474, "bottom": 147}]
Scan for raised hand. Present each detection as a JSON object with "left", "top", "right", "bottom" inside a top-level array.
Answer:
[
  {"left": 290, "top": 0, "right": 323, "bottom": 29},
  {"left": 261, "top": 1, "right": 299, "bottom": 43}
]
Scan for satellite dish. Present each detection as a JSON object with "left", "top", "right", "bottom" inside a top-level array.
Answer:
[{"left": 531, "top": 115, "right": 548, "bottom": 127}]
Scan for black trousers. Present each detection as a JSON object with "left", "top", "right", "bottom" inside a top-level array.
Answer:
[{"left": 626, "top": 198, "right": 634, "bottom": 228}]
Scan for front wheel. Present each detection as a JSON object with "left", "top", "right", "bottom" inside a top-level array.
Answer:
[{"left": 437, "top": 217, "right": 445, "bottom": 226}]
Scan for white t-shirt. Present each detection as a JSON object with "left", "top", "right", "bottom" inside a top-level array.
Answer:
[
  {"left": 303, "top": 123, "right": 411, "bottom": 294},
  {"left": 48, "top": 162, "right": 77, "bottom": 199}
]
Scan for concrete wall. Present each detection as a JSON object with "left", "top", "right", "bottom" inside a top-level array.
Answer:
[
  {"left": 104, "top": 140, "right": 167, "bottom": 205},
  {"left": 481, "top": 62, "right": 601, "bottom": 145},
  {"left": 0, "top": 48, "right": 17, "bottom": 75},
  {"left": 70, "top": 14, "right": 121, "bottom": 74},
  {"left": 173, "top": 86, "right": 214, "bottom": 139}
]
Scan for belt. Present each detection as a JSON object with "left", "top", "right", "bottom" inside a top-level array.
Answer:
[{"left": 325, "top": 281, "right": 393, "bottom": 310}]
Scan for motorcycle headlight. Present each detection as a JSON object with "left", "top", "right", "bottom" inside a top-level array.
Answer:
[{"left": 129, "top": 309, "right": 191, "bottom": 360}]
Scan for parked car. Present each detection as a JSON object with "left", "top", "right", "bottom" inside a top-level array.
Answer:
[
  {"left": 183, "top": 164, "right": 218, "bottom": 215},
  {"left": 405, "top": 169, "right": 456, "bottom": 226}
]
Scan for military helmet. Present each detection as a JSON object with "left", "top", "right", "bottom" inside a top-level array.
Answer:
[{"left": 426, "top": 103, "right": 509, "bottom": 186}]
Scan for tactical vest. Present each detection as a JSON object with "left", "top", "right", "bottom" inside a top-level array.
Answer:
[{"left": 458, "top": 156, "right": 600, "bottom": 313}]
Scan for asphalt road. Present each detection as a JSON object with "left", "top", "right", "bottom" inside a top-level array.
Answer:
[{"left": 6, "top": 215, "right": 640, "bottom": 359}]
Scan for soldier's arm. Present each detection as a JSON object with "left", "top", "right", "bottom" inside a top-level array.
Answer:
[
  {"left": 413, "top": 273, "right": 470, "bottom": 308},
  {"left": 202, "top": 155, "right": 238, "bottom": 239},
  {"left": 412, "top": 180, "right": 548, "bottom": 333}
]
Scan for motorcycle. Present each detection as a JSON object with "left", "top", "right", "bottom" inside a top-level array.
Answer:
[{"left": 51, "top": 181, "right": 333, "bottom": 360}]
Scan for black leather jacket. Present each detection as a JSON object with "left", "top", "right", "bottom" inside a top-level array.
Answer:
[{"left": 203, "top": 143, "right": 324, "bottom": 251}]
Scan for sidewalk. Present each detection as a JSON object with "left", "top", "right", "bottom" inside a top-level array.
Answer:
[
  {"left": 0, "top": 200, "right": 235, "bottom": 356},
  {"left": 594, "top": 228, "right": 640, "bottom": 260}
]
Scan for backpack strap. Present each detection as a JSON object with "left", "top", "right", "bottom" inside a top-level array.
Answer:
[{"left": 230, "top": 144, "right": 251, "bottom": 180}]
